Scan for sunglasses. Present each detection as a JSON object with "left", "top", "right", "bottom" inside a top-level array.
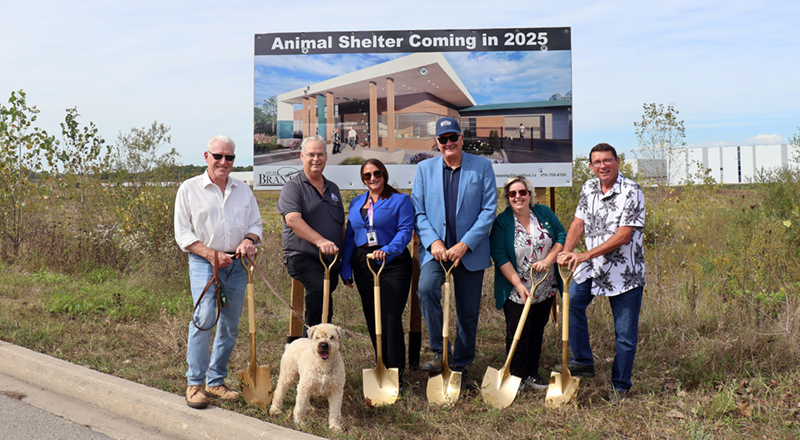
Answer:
[
  {"left": 362, "top": 170, "right": 384, "bottom": 181},
  {"left": 209, "top": 153, "right": 236, "bottom": 162},
  {"left": 437, "top": 133, "right": 461, "bottom": 144},
  {"left": 507, "top": 189, "right": 529, "bottom": 198}
]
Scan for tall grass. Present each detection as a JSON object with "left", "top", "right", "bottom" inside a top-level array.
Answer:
[{"left": 1, "top": 165, "right": 799, "bottom": 438}]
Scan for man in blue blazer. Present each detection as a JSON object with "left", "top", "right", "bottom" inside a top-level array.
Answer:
[{"left": 411, "top": 117, "right": 497, "bottom": 390}]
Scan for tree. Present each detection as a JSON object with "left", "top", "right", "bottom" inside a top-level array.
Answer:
[
  {"left": 0, "top": 90, "right": 57, "bottom": 259},
  {"left": 633, "top": 103, "right": 688, "bottom": 296},
  {"left": 112, "top": 121, "right": 178, "bottom": 180},
  {"left": 254, "top": 96, "right": 277, "bottom": 135},
  {"left": 57, "top": 107, "right": 111, "bottom": 241},
  {"left": 633, "top": 103, "right": 686, "bottom": 187},
  {"left": 110, "top": 121, "right": 179, "bottom": 257}
]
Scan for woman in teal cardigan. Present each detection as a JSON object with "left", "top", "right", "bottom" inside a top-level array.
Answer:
[{"left": 489, "top": 176, "right": 566, "bottom": 390}]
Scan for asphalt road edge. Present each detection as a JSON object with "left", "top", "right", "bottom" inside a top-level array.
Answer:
[{"left": 0, "top": 340, "right": 320, "bottom": 440}]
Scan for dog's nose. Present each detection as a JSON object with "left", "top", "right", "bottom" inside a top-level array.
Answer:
[{"left": 320, "top": 342, "right": 329, "bottom": 350}]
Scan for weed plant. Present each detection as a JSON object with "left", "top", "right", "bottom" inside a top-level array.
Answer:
[{"left": 1, "top": 165, "right": 799, "bottom": 439}]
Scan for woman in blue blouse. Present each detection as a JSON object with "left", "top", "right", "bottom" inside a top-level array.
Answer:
[
  {"left": 489, "top": 176, "right": 566, "bottom": 391},
  {"left": 341, "top": 159, "right": 414, "bottom": 385}
]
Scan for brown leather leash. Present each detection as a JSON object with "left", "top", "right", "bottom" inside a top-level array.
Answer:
[
  {"left": 245, "top": 254, "right": 309, "bottom": 329},
  {"left": 192, "top": 251, "right": 229, "bottom": 331}
]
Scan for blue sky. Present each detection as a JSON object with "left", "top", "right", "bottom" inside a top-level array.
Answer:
[
  {"left": 1, "top": 0, "right": 798, "bottom": 166},
  {"left": 254, "top": 51, "right": 573, "bottom": 106}
]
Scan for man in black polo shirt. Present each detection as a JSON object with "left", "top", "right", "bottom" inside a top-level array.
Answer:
[{"left": 277, "top": 135, "right": 345, "bottom": 333}]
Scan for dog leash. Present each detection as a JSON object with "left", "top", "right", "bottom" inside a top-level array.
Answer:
[
  {"left": 191, "top": 251, "right": 229, "bottom": 331},
  {"left": 245, "top": 254, "right": 309, "bottom": 329}
]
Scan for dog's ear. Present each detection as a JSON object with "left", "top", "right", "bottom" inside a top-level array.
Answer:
[
  {"left": 337, "top": 326, "right": 345, "bottom": 341},
  {"left": 307, "top": 325, "right": 316, "bottom": 339}
]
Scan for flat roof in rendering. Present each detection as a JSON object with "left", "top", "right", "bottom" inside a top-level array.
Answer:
[{"left": 277, "top": 52, "right": 476, "bottom": 108}]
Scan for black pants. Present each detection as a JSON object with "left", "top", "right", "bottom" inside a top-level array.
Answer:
[
  {"left": 503, "top": 295, "right": 553, "bottom": 378},
  {"left": 285, "top": 253, "right": 340, "bottom": 336},
  {"left": 351, "top": 246, "right": 411, "bottom": 377}
]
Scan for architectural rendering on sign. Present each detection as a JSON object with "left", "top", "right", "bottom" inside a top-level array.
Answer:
[{"left": 253, "top": 28, "right": 573, "bottom": 189}]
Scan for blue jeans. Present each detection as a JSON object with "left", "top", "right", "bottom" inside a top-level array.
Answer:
[
  {"left": 569, "top": 279, "right": 643, "bottom": 392},
  {"left": 186, "top": 253, "right": 247, "bottom": 386},
  {"left": 418, "top": 260, "right": 484, "bottom": 372}
]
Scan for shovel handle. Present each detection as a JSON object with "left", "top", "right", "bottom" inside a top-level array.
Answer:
[
  {"left": 319, "top": 249, "right": 337, "bottom": 324},
  {"left": 501, "top": 269, "right": 550, "bottom": 374}
]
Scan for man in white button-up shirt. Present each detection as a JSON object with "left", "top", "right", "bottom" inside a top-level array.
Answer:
[{"left": 174, "top": 135, "right": 263, "bottom": 409}]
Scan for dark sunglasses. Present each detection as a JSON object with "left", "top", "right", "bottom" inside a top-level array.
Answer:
[
  {"left": 210, "top": 153, "right": 235, "bottom": 162},
  {"left": 362, "top": 170, "right": 384, "bottom": 181},
  {"left": 508, "top": 189, "right": 529, "bottom": 198},
  {"left": 437, "top": 133, "right": 460, "bottom": 144}
]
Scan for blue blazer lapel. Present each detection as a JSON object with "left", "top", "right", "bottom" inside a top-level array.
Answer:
[{"left": 456, "top": 153, "right": 472, "bottom": 214}]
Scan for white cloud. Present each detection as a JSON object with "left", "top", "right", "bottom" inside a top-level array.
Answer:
[{"left": 744, "top": 134, "right": 784, "bottom": 145}]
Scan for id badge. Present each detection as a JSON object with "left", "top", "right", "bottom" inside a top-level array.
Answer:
[{"left": 366, "top": 228, "right": 378, "bottom": 246}]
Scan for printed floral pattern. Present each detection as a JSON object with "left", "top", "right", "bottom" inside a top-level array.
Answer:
[{"left": 574, "top": 172, "right": 646, "bottom": 296}]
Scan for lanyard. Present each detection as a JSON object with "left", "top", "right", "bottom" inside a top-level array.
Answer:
[{"left": 367, "top": 195, "right": 375, "bottom": 228}]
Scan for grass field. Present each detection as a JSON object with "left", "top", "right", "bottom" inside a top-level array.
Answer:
[{"left": 1, "top": 182, "right": 799, "bottom": 439}]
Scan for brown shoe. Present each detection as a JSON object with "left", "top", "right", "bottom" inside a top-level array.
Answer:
[
  {"left": 205, "top": 384, "right": 240, "bottom": 401},
  {"left": 186, "top": 385, "right": 208, "bottom": 409}
]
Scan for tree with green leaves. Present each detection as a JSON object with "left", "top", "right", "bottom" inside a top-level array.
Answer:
[
  {"left": 0, "top": 90, "right": 57, "bottom": 259},
  {"left": 254, "top": 96, "right": 277, "bottom": 135},
  {"left": 633, "top": 103, "right": 686, "bottom": 188},
  {"left": 57, "top": 107, "right": 112, "bottom": 247},
  {"left": 110, "top": 121, "right": 179, "bottom": 257},
  {"left": 112, "top": 121, "right": 179, "bottom": 181}
]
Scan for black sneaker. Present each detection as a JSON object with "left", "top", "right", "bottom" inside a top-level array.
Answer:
[
  {"left": 421, "top": 352, "right": 444, "bottom": 375},
  {"left": 524, "top": 374, "right": 549, "bottom": 390},
  {"left": 458, "top": 369, "right": 479, "bottom": 392},
  {"left": 567, "top": 361, "right": 595, "bottom": 378}
]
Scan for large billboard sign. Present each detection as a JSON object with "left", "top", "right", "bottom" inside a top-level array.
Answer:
[{"left": 253, "top": 27, "right": 572, "bottom": 190}]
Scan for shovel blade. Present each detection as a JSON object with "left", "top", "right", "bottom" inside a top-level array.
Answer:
[
  {"left": 544, "top": 371, "right": 579, "bottom": 408},
  {"left": 426, "top": 370, "right": 461, "bottom": 405},
  {"left": 480, "top": 367, "right": 521, "bottom": 409},
  {"left": 239, "top": 365, "right": 273, "bottom": 409},
  {"left": 362, "top": 367, "right": 400, "bottom": 406}
]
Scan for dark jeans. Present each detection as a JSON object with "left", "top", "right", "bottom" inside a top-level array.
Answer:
[
  {"left": 351, "top": 247, "right": 411, "bottom": 377},
  {"left": 418, "top": 260, "right": 484, "bottom": 372},
  {"left": 503, "top": 295, "right": 553, "bottom": 379},
  {"left": 569, "top": 279, "right": 643, "bottom": 392},
  {"left": 285, "top": 253, "right": 340, "bottom": 336}
]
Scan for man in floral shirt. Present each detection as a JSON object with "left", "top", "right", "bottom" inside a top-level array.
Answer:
[{"left": 558, "top": 143, "right": 646, "bottom": 400}]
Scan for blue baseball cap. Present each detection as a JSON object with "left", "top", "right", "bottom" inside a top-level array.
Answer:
[{"left": 435, "top": 117, "right": 462, "bottom": 137}]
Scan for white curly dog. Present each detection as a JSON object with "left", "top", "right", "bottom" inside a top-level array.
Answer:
[{"left": 269, "top": 323, "right": 346, "bottom": 431}]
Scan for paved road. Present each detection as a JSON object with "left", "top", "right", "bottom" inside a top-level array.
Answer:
[{"left": 1, "top": 392, "right": 113, "bottom": 440}]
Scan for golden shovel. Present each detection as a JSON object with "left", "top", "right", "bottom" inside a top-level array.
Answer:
[
  {"left": 237, "top": 250, "right": 273, "bottom": 409},
  {"left": 319, "top": 249, "right": 338, "bottom": 324},
  {"left": 427, "top": 261, "right": 461, "bottom": 405},
  {"left": 481, "top": 268, "right": 550, "bottom": 409},
  {"left": 362, "top": 253, "right": 400, "bottom": 406},
  {"left": 545, "top": 264, "right": 580, "bottom": 407}
]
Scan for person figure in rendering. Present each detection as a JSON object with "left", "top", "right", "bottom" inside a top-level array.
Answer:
[
  {"left": 557, "top": 142, "right": 646, "bottom": 400},
  {"left": 174, "top": 135, "right": 263, "bottom": 409},
  {"left": 347, "top": 126, "right": 358, "bottom": 150},
  {"left": 332, "top": 128, "right": 341, "bottom": 154},
  {"left": 518, "top": 123, "right": 526, "bottom": 141},
  {"left": 340, "top": 159, "right": 414, "bottom": 387},
  {"left": 411, "top": 117, "right": 497, "bottom": 391},
  {"left": 276, "top": 135, "right": 345, "bottom": 331}
]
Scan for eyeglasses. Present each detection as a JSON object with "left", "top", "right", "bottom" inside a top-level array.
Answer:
[
  {"left": 507, "top": 189, "right": 529, "bottom": 198},
  {"left": 591, "top": 158, "right": 617, "bottom": 167},
  {"left": 209, "top": 153, "right": 235, "bottom": 162},
  {"left": 437, "top": 134, "right": 461, "bottom": 144},
  {"left": 304, "top": 152, "right": 326, "bottom": 159},
  {"left": 362, "top": 170, "right": 384, "bottom": 181}
]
